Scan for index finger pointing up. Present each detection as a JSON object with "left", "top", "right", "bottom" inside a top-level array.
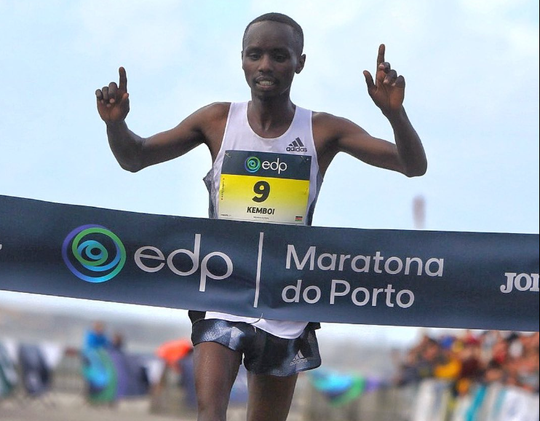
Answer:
[
  {"left": 119, "top": 67, "right": 128, "bottom": 91},
  {"left": 377, "top": 44, "right": 386, "bottom": 67}
]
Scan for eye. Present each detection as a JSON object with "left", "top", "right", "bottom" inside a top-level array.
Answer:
[
  {"left": 244, "top": 50, "right": 261, "bottom": 61},
  {"left": 272, "top": 50, "right": 290, "bottom": 63}
]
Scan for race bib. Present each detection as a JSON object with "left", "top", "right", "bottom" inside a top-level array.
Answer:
[{"left": 218, "top": 150, "right": 312, "bottom": 224}]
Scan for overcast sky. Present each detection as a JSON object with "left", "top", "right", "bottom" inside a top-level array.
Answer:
[{"left": 0, "top": 0, "right": 538, "bottom": 346}]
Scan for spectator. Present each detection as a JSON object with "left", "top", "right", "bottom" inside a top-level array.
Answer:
[
  {"left": 81, "top": 321, "right": 115, "bottom": 405},
  {"left": 111, "top": 332, "right": 125, "bottom": 351},
  {"left": 84, "top": 321, "right": 111, "bottom": 351},
  {"left": 395, "top": 330, "right": 539, "bottom": 394}
]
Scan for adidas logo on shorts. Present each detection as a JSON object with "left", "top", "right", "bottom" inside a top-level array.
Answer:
[
  {"left": 286, "top": 137, "right": 308, "bottom": 153},
  {"left": 290, "top": 350, "right": 308, "bottom": 366}
]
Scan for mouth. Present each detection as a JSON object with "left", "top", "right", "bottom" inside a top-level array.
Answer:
[{"left": 255, "top": 77, "right": 277, "bottom": 88}]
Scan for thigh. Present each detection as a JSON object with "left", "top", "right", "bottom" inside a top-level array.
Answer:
[
  {"left": 246, "top": 372, "right": 298, "bottom": 421},
  {"left": 193, "top": 342, "right": 242, "bottom": 416}
]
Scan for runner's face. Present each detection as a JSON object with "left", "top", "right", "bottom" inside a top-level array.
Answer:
[{"left": 242, "top": 21, "right": 305, "bottom": 100}]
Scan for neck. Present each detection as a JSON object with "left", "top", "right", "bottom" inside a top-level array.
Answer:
[{"left": 248, "top": 96, "right": 296, "bottom": 137}]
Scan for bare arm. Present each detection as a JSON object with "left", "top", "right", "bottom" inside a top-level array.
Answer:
[
  {"left": 95, "top": 67, "right": 226, "bottom": 172},
  {"left": 315, "top": 45, "right": 427, "bottom": 178},
  {"left": 361, "top": 44, "right": 426, "bottom": 177}
]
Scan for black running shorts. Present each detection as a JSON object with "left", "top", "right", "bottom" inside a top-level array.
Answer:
[{"left": 191, "top": 318, "right": 321, "bottom": 377}]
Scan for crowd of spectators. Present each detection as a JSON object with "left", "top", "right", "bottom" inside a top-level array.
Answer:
[{"left": 394, "top": 330, "right": 539, "bottom": 396}]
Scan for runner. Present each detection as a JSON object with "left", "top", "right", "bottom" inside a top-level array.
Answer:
[{"left": 96, "top": 12, "right": 427, "bottom": 421}]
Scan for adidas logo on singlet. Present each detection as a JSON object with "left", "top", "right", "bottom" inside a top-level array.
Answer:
[
  {"left": 290, "top": 350, "right": 308, "bottom": 366},
  {"left": 286, "top": 137, "right": 308, "bottom": 153}
]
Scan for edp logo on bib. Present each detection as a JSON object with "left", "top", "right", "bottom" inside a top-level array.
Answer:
[{"left": 244, "top": 156, "right": 288, "bottom": 175}]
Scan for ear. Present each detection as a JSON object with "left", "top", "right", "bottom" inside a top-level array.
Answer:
[{"left": 296, "top": 54, "right": 306, "bottom": 74}]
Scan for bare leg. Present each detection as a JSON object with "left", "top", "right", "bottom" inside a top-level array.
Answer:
[
  {"left": 194, "top": 342, "right": 242, "bottom": 421},
  {"left": 246, "top": 372, "right": 298, "bottom": 421}
]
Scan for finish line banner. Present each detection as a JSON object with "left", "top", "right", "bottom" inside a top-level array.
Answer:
[{"left": 0, "top": 195, "right": 538, "bottom": 332}]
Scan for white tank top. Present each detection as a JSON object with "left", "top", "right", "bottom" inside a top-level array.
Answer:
[{"left": 203, "top": 101, "right": 323, "bottom": 339}]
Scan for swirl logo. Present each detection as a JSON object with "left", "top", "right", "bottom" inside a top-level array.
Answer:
[
  {"left": 244, "top": 156, "right": 261, "bottom": 173},
  {"left": 62, "top": 225, "right": 126, "bottom": 283}
]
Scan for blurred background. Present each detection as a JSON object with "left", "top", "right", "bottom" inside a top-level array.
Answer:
[
  {"left": 1, "top": 298, "right": 538, "bottom": 420},
  {"left": 1, "top": 0, "right": 538, "bottom": 420}
]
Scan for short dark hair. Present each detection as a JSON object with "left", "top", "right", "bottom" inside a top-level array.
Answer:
[{"left": 242, "top": 12, "right": 304, "bottom": 54}]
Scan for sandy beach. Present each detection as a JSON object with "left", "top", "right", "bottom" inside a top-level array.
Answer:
[
  {"left": 0, "top": 391, "right": 306, "bottom": 421},
  {"left": 0, "top": 392, "right": 194, "bottom": 421}
]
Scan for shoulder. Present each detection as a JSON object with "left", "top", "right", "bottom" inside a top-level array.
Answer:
[
  {"left": 311, "top": 111, "right": 372, "bottom": 174},
  {"left": 312, "top": 111, "right": 366, "bottom": 143},
  {"left": 312, "top": 111, "right": 363, "bottom": 130},
  {"left": 190, "top": 102, "right": 231, "bottom": 123},
  {"left": 180, "top": 102, "right": 230, "bottom": 139},
  {"left": 184, "top": 102, "right": 231, "bottom": 158}
]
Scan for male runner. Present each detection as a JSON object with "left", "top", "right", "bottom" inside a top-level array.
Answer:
[{"left": 96, "top": 12, "right": 427, "bottom": 421}]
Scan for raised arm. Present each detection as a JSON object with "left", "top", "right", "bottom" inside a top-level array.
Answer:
[
  {"left": 362, "top": 44, "right": 427, "bottom": 177},
  {"left": 315, "top": 45, "right": 427, "bottom": 178},
  {"left": 96, "top": 67, "right": 226, "bottom": 172}
]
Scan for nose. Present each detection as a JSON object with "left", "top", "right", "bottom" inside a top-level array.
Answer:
[{"left": 258, "top": 54, "right": 273, "bottom": 73}]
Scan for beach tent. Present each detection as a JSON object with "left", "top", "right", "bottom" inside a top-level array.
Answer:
[
  {"left": 0, "top": 341, "right": 18, "bottom": 398},
  {"left": 18, "top": 343, "right": 51, "bottom": 398}
]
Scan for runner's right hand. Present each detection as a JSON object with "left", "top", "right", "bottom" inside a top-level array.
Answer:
[{"left": 95, "top": 67, "right": 130, "bottom": 124}]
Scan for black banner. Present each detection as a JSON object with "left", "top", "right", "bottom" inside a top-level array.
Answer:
[{"left": 0, "top": 195, "right": 538, "bottom": 331}]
